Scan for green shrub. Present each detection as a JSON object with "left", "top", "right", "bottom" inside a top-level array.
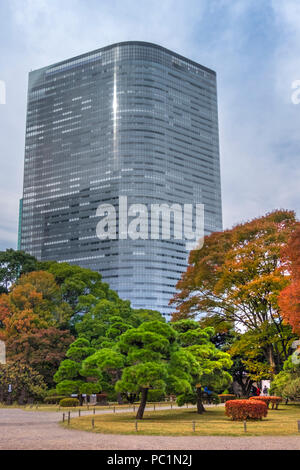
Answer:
[
  {"left": 59, "top": 398, "right": 79, "bottom": 407},
  {"left": 225, "top": 399, "right": 268, "bottom": 421},
  {"left": 44, "top": 396, "right": 66, "bottom": 404}
]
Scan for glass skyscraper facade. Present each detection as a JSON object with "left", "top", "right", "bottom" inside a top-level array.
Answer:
[{"left": 20, "top": 41, "right": 222, "bottom": 319}]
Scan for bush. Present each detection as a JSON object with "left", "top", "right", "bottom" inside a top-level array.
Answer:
[
  {"left": 44, "top": 396, "right": 66, "bottom": 404},
  {"left": 225, "top": 399, "right": 268, "bottom": 421},
  {"left": 59, "top": 398, "right": 79, "bottom": 407},
  {"left": 249, "top": 396, "right": 282, "bottom": 409},
  {"left": 218, "top": 394, "right": 236, "bottom": 403}
]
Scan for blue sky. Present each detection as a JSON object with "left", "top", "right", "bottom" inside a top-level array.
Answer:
[{"left": 0, "top": 0, "right": 300, "bottom": 250}]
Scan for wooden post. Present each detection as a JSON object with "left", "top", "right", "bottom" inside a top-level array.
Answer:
[
  {"left": 133, "top": 405, "right": 135, "bottom": 413},
  {"left": 192, "top": 421, "right": 195, "bottom": 432},
  {"left": 78, "top": 410, "right": 81, "bottom": 417},
  {"left": 243, "top": 420, "right": 247, "bottom": 432},
  {"left": 154, "top": 404, "right": 156, "bottom": 411},
  {"left": 62, "top": 413, "right": 65, "bottom": 423},
  {"left": 135, "top": 420, "right": 138, "bottom": 432},
  {"left": 92, "top": 418, "right": 95, "bottom": 428},
  {"left": 171, "top": 403, "right": 173, "bottom": 409},
  {"left": 113, "top": 406, "right": 116, "bottom": 413},
  {"left": 93, "top": 407, "right": 95, "bottom": 415}
]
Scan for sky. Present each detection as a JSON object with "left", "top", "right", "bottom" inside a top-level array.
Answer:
[{"left": 0, "top": 0, "right": 300, "bottom": 251}]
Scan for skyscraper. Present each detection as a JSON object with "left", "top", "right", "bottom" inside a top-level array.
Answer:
[{"left": 20, "top": 41, "right": 222, "bottom": 319}]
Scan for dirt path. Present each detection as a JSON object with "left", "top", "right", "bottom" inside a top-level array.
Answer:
[{"left": 0, "top": 408, "right": 300, "bottom": 450}]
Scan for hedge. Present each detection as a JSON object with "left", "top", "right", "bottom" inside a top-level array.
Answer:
[
  {"left": 59, "top": 398, "right": 80, "bottom": 407},
  {"left": 249, "top": 396, "right": 282, "bottom": 409},
  {"left": 218, "top": 394, "right": 236, "bottom": 403},
  {"left": 225, "top": 399, "right": 268, "bottom": 421},
  {"left": 44, "top": 396, "right": 66, "bottom": 404}
]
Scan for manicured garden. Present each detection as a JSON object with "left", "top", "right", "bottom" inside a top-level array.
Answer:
[{"left": 62, "top": 403, "right": 300, "bottom": 437}]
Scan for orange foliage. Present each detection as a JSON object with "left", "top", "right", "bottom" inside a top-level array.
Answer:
[
  {"left": 279, "top": 226, "right": 300, "bottom": 335},
  {"left": 0, "top": 271, "right": 62, "bottom": 339}
]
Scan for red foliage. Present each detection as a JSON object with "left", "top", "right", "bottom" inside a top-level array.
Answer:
[
  {"left": 279, "top": 225, "right": 300, "bottom": 335},
  {"left": 249, "top": 396, "right": 282, "bottom": 409},
  {"left": 225, "top": 399, "right": 268, "bottom": 421}
]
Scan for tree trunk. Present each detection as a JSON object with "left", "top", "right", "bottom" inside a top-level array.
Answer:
[
  {"left": 136, "top": 388, "right": 148, "bottom": 420},
  {"left": 78, "top": 394, "right": 84, "bottom": 406},
  {"left": 117, "top": 392, "right": 123, "bottom": 405},
  {"left": 196, "top": 387, "right": 205, "bottom": 414},
  {"left": 265, "top": 344, "right": 276, "bottom": 376}
]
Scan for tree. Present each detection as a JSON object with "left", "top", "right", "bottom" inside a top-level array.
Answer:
[
  {"left": 0, "top": 249, "right": 37, "bottom": 293},
  {"left": 172, "top": 320, "right": 232, "bottom": 412},
  {"left": 0, "top": 271, "right": 73, "bottom": 338},
  {"left": 54, "top": 338, "right": 101, "bottom": 405},
  {"left": 279, "top": 226, "right": 300, "bottom": 335},
  {"left": 0, "top": 362, "right": 47, "bottom": 404},
  {"left": 82, "top": 348, "right": 125, "bottom": 404},
  {"left": 270, "top": 353, "right": 300, "bottom": 401},
  {"left": 6, "top": 328, "right": 74, "bottom": 387},
  {"left": 116, "top": 321, "right": 179, "bottom": 419},
  {"left": 171, "top": 210, "right": 298, "bottom": 374}
]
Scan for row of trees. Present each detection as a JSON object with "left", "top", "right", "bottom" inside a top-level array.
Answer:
[
  {"left": 54, "top": 319, "right": 232, "bottom": 419},
  {"left": 1, "top": 209, "right": 300, "bottom": 410},
  {"left": 0, "top": 253, "right": 162, "bottom": 390}
]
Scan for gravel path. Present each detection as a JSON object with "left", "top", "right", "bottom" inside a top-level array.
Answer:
[{"left": 0, "top": 408, "right": 300, "bottom": 450}]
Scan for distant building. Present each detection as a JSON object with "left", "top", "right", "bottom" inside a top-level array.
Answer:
[{"left": 20, "top": 42, "right": 222, "bottom": 319}]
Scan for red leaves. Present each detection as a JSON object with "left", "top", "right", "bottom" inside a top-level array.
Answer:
[
  {"left": 249, "top": 396, "right": 282, "bottom": 409},
  {"left": 225, "top": 399, "right": 268, "bottom": 420},
  {"left": 279, "top": 225, "right": 300, "bottom": 335}
]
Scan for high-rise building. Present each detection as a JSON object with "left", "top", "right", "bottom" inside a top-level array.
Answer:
[{"left": 20, "top": 41, "right": 222, "bottom": 319}]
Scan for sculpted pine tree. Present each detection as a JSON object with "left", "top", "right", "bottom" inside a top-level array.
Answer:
[
  {"left": 54, "top": 338, "right": 101, "bottom": 405},
  {"left": 171, "top": 210, "right": 298, "bottom": 374},
  {"left": 82, "top": 348, "right": 125, "bottom": 404},
  {"left": 172, "top": 320, "right": 232, "bottom": 413},
  {"left": 115, "top": 321, "right": 178, "bottom": 419}
]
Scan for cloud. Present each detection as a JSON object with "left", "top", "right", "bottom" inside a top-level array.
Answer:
[{"left": 0, "top": 0, "right": 299, "bottom": 248}]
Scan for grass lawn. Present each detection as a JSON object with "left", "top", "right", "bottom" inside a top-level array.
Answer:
[{"left": 62, "top": 404, "right": 300, "bottom": 436}]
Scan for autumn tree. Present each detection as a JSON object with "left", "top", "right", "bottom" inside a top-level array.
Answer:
[
  {"left": 171, "top": 210, "right": 298, "bottom": 374},
  {"left": 279, "top": 226, "right": 300, "bottom": 335},
  {"left": 0, "top": 271, "right": 73, "bottom": 338},
  {"left": 6, "top": 328, "right": 74, "bottom": 387}
]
